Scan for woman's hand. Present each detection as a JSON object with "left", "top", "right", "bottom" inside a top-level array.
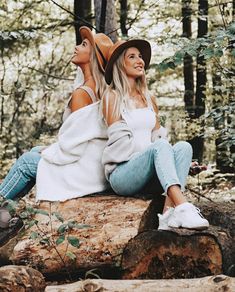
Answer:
[{"left": 152, "top": 126, "right": 168, "bottom": 141}]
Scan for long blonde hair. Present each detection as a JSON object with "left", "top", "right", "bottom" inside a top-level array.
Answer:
[
  {"left": 103, "top": 49, "right": 152, "bottom": 120},
  {"left": 90, "top": 49, "right": 107, "bottom": 100}
]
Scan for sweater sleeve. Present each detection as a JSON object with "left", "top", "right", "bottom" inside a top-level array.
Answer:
[
  {"left": 102, "top": 120, "right": 135, "bottom": 179},
  {"left": 41, "top": 102, "right": 106, "bottom": 165}
]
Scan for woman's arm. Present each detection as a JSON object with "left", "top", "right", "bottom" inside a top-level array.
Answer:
[
  {"left": 150, "top": 95, "right": 161, "bottom": 130},
  {"left": 103, "top": 91, "right": 121, "bottom": 126},
  {"left": 69, "top": 88, "right": 93, "bottom": 112},
  {"left": 150, "top": 96, "right": 168, "bottom": 141}
]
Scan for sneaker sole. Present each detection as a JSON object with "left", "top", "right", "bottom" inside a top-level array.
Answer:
[{"left": 168, "top": 225, "right": 209, "bottom": 231}]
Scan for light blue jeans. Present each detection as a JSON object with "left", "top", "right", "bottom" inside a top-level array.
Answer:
[
  {"left": 109, "top": 139, "right": 192, "bottom": 196},
  {"left": 0, "top": 146, "right": 42, "bottom": 200}
]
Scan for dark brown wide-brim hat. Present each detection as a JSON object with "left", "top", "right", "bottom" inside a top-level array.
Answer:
[
  {"left": 79, "top": 26, "right": 113, "bottom": 72},
  {"left": 105, "top": 39, "right": 151, "bottom": 85}
]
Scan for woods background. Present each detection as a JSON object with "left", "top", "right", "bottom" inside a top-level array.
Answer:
[{"left": 0, "top": 0, "right": 234, "bottom": 178}]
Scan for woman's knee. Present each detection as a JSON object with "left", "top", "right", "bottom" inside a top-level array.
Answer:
[
  {"left": 151, "top": 139, "right": 172, "bottom": 155},
  {"left": 174, "top": 141, "right": 193, "bottom": 156},
  {"left": 18, "top": 152, "right": 40, "bottom": 168},
  {"left": 152, "top": 138, "right": 171, "bottom": 149}
]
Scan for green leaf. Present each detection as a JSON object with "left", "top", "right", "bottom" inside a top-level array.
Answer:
[
  {"left": 4, "top": 199, "right": 17, "bottom": 214},
  {"left": 30, "top": 231, "right": 39, "bottom": 239},
  {"left": 35, "top": 209, "right": 49, "bottom": 216},
  {"left": 214, "top": 49, "right": 223, "bottom": 58},
  {"left": 66, "top": 251, "right": 76, "bottom": 260},
  {"left": 56, "top": 235, "right": 65, "bottom": 245},
  {"left": 26, "top": 206, "right": 37, "bottom": 215},
  {"left": 57, "top": 223, "right": 67, "bottom": 234},
  {"left": 27, "top": 219, "right": 38, "bottom": 228},
  {"left": 19, "top": 211, "right": 30, "bottom": 219},
  {"left": 52, "top": 212, "right": 64, "bottom": 223},
  {"left": 73, "top": 223, "right": 91, "bottom": 230},
  {"left": 67, "top": 236, "right": 80, "bottom": 248},
  {"left": 40, "top": 238, "right": 50, "bottom": 246}
]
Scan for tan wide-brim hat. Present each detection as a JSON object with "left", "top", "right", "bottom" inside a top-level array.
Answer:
[
  {"left": 104, "top": 39, "right": 151, "bottom": 85},
  {"left": 79, "top": 26, "right": 113, "bottom": 72}
]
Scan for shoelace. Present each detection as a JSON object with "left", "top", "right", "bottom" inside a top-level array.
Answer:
[{"left": 192, "top": 205, "right": 205, "bottom": 219}]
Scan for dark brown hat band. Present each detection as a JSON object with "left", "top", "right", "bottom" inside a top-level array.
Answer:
[{"left": 96, "top": 44, "right": 107, "bottom": 67}]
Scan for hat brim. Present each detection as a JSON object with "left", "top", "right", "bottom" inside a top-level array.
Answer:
[
  {"left": 105, "top": 39, "right": 151, "bottom": 85},
  {"left": 79, "top": 26, "right": 104, "bottom": 72}
]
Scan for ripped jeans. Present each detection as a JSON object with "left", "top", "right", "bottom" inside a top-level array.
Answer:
[
  {"left": 0, "top": 146, "right": 42, "bottom": 200},
  {"left": 109, "top": 139, "right": 192, "bottom": 196}
]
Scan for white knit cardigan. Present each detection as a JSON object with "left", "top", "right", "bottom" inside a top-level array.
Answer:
[{"left": 36, "top": 101, "right": 108, "bottom": 201}]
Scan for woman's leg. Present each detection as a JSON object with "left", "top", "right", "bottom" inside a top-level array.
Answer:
[
  {"left": 0, "top": 149, "right": 41, "bottom": 200},
  {"left": 109, "top": 139, "right": 181, "bottom": 196},
  {"left": 110, "top": 139, "right": 208, "bottom": 229},
  {"left": 163, "top": 141, "right": 192, "bottom": 211}
]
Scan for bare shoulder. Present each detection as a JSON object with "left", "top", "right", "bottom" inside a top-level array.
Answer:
[{"left": 69, "top": 88, "right": 93, "bottom": 112}]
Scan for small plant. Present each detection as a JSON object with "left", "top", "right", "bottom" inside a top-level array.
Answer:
[{"left": 1, "top": 197, "right": 90, "bottom": 280}]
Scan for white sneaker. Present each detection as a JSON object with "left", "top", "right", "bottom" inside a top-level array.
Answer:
[
  {"left": 158, "top": 207, "right": 174, "bottom": 230},
  {"left": 168, "top": 202, "right": 209, "bottom": 230}
]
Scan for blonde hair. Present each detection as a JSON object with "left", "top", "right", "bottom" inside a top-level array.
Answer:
[
  {"left": 103, "top": 49, "right": 153, "bottom": 120},
  {"left": 90, "top": 49, "right": 107, "bottom": 100}
]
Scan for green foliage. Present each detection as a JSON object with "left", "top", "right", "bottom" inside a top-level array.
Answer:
[
  {"left": 0, "top": 0, "right": 234, "bottom": 176},
  {"left": 67, "top": 236, "right": 80, "bottom": 248},
  {"left": 153, "top": 24, "right": 235, "bottom": 73},
  {"left": 66, "top": 251, "right": 76, "bottom": 261},
  {"left": 12, "top": 200, "right": 89, "bottom": 279},
  {"left": 56, "top": 234, "right": 65, "bottom": 245},
  {"left": 52, "top": 211, "right": 64, "bottom": 223}
]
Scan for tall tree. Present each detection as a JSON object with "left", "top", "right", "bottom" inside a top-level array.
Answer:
[
  {"left": 94, "top": 0, "right": 118, "bottom": 42},
  {"left": 195, "top": 0, "right": 208, "bottom": 118},
  {"left": 74, "top": 0, "right": 92, "bottom": 44},
  {"left": 182, "top": 0, "right": 194, "bottom": 116},
  {"left": 120, "top": 0, "right": 128, "bottom": 37}
]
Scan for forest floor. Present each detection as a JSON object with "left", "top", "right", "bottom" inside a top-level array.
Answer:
[{"left": 186, "top": 168, "right": 235, "bottom": 203}]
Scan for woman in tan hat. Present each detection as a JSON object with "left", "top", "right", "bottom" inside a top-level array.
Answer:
[
  {"left": 0, "top": 27, "right": 113, "bottom": 229},
  {"left": 102, "top": 39, "right": 209, "bottom": 231}
]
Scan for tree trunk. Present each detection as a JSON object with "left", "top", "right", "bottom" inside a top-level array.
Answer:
[
  {"left": 190, "top": 0, "right": 208, "bottom": 162},
  {"left": 195, "top": 0, "right": 208, "bottom": 118},
  {"left": 0, "top": 265, "right": 46, "bottom": 292},
  {"left": 1, "top": 197, "right": 234, "bottom": 279},
  {"left": 94, "top": 0, "right": 118, "bottom": 42},
  {"left": 182, "top": 0, "right": 194, "bottom": 116},
  {"left": 8, "top": 195, "right": 152, "bottom": 278},
  {"left": 74, "top": 0, "right": 92, "bottom": 44},
  {"left": 45, "top": 275, "right": 235, "bottom": 292},
  {"left": 120, "top": 0, "right": 128, "bottom": 37},
  {"left": 122, "top": 202, "right": 235, "bottom": 279}
]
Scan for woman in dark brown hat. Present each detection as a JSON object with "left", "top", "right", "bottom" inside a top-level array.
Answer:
[
  {"left": 0, "top": 27, "right": 113, "bottom": 231},
  {"left": 102, "top": 39, "right": 209, "bottom": 231}
]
